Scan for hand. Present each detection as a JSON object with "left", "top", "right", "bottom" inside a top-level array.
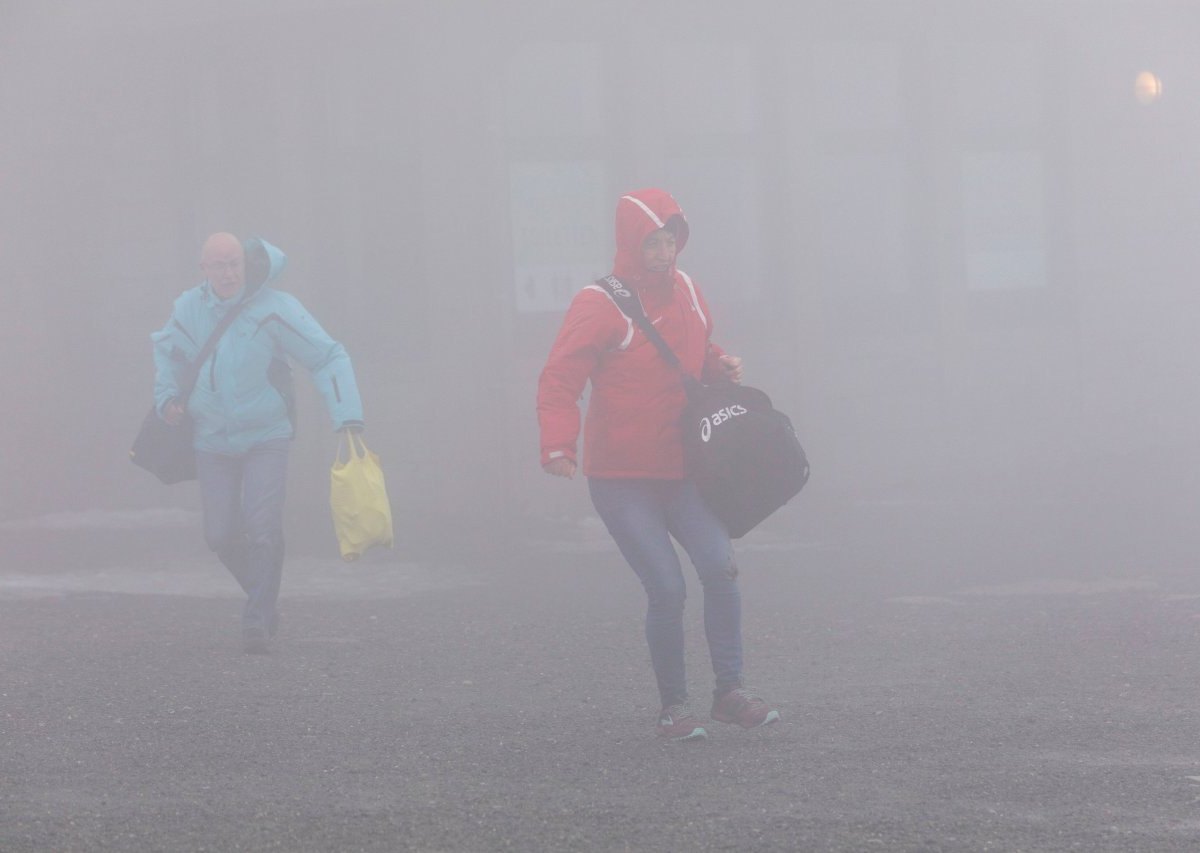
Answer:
[
  {"left": 543, "top": 457, "right": 577, "bottom": 479},
  {"left": 163, "top": 399, "right": 185, "bottom": 426},
  {"left": 719, "top": 354, "right": 744, "bottom": 384}
]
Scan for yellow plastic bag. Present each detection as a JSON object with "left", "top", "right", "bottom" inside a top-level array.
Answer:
[{"left": 330, "top": 432, "right": 394, "bottom": 561}]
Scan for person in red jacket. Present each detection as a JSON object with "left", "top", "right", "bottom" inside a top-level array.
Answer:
[{"left": 537, "top": 188, "right": 779, "bottom": 741}]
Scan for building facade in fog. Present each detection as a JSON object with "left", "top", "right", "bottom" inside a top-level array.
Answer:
[{"left": 2, "top": 0, "right": 1198, "bottom": 555}]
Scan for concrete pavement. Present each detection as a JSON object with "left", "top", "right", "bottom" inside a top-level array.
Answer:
[{"left": 3, "top": 508, "right": 1200, "bottom": 851}]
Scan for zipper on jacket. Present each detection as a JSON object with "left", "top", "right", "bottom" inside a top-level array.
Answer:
[
  {"left": 332, "top": 376, "right": 342, "bottom": 403},
  {"left": 209, "top": 345, "right": 219, "bottom": 391}
]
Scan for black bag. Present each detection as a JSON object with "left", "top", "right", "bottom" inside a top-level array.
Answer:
[
  {"left": 679, "top": 376, "right": 809, "bottom": 538},
  {"left": 130, "top": 294, "right": 251, "bottom": 484},
  {"left": 597, "top": 275, "right": 810, "bottom": 538},
  {"left": 130, "top": 405, "right": 196, "bottom": 484}
]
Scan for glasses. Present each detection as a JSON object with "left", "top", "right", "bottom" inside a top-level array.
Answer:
[{"left": 203, "top": 260, "right": 242, "bottom": 273}]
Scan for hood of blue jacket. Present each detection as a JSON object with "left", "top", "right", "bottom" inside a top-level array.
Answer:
[{"left": 243, "top": 237, "right": 286, "bottom": 296}]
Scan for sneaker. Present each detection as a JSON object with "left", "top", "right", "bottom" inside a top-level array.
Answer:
[
  {"left": 711, "top": 687, "right": 780, "bottom": 729},
  {"left": 657, "top": 705, "right": 708, "bottom": 741},
  {"left": 242, "top": 625, "right": 270, "bottom": 655}
]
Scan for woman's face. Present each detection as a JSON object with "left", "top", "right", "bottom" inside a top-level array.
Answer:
[{"left": 641, "top": 229, "right": 677, "bottom": 273}]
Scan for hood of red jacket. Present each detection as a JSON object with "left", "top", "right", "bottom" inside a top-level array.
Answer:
[{"left": 611, "top": 188, "right": 690, "bottom": 292}]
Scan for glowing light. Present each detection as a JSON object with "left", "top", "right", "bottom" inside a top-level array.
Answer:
[{"left": 1134, "top": 71, "right": 1163, "bottom": 105}]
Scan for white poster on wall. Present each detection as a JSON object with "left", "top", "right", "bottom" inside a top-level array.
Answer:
[
  {"left": 510, "top": 160, "right": 608, "bottom": 313},
  {"left": 962, "top": 151, "right": 1047, "bottom": 291}
]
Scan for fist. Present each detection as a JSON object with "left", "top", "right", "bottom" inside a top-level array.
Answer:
[
  {"left": 719, "top": 354, "right": 744, "bottom": 384},
  {"left": 542, "top": 457, "right": 577, "bottom": 479},
  {"left": 163, "top": 400, "right": 186, "bottom": 426}
]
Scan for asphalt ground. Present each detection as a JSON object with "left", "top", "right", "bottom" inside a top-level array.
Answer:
[{"left": 3, "top": 506, "right": 1200, "bottom": 852}]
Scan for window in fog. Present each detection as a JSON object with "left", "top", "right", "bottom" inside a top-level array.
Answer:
[
  {"left": 953, "top": 39, "right": 1048, "bottom": 291},
  {"left": 961, "top": 150, "right": 1046, "bottom": 291},
  {"left": 510, "top": 160, "right": 608, "bottom": 313},
  {"left": 505, "top": 43, "right": 607, "bottom": 313}
]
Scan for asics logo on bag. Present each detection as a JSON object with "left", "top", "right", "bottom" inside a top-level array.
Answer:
[{"left": 699, "top": 404, "right": 748, "bottom": 443}]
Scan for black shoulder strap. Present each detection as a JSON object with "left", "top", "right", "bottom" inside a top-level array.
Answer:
[
  {"left": 596, "top": 275, "right": 681, "bottom": 370},
  {"left": 177, "top": 299, "right": 251, "bottom": 402},
  {"left": 596, "top": 275, "right": 712, "bottom": 400}
]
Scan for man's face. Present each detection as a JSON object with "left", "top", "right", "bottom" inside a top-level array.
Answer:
[
  {"left": 641, "top": 229, "right": 677, "bottom": 274},
  {"left": 201, "top": 241, "right": 245, "bottom": 299}
]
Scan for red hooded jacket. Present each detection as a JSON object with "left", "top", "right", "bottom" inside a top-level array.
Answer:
[{"left": 537, "top": 189, "right": 728, "bottom": 479}]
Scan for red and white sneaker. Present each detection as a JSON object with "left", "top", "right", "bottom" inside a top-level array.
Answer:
[
  {"left": 711, "top": 688, "right": 780, "bottom": 729},
  {"left": 656, "top": 705, "right": 708, "bottom": 741}
]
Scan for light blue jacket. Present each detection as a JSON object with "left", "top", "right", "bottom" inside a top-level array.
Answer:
[{"left": 152, "top": 238, "right": 364, "bottom": 455}]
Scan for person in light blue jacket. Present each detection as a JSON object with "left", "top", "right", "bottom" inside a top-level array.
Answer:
[{"left": 153, "top": 232, "right": 364, "bottom": 653}]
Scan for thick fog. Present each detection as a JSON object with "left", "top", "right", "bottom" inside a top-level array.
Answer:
[{"left": 3, "top": 0, "right": 1200, "bottom": 572}]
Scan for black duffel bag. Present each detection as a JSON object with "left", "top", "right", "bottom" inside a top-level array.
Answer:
[
  {"left": 680, "top": 377, "right": 809, "bottom": 538},
  {"left": 595, "top": 275, "right": 810, "bottom": 538},
  {"left": 130, "top": 406, "right": 196, "bottom": 484}
]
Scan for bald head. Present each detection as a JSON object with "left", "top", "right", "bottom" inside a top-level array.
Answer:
[
  {"left": 201, "top": 232, "right": 241, "bottom": 259},
  {"left": 200, "top": 232, "right": 245, "bottom": 299}
]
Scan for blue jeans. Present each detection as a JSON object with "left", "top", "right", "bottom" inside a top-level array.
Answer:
[
  {"left": 195, "top": 439, "right": 290, "bottom": 634},
  {"left": 588, "top": 477, "right": 743, "bottom": 708}
]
